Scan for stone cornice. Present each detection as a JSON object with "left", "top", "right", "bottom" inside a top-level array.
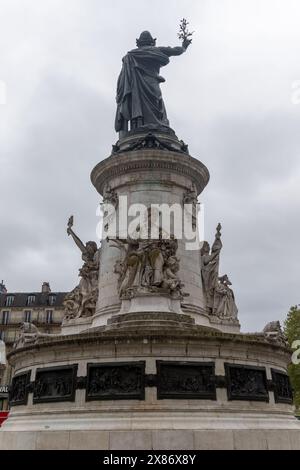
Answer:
[
  {"left": 91, "top": 149, "right": 210, "bottom": 196},
  {"left": 7, "top": 325, "right": 291, "bottom": 362}
]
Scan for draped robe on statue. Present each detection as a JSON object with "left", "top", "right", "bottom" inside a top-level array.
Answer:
[{"left": 115, "top": 46, "right": 185, "bottom": 134}]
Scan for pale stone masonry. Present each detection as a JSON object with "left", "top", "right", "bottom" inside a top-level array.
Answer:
[
  {"left": 0, "top": 282, "right": 66, "bottom": 410},
  {"left": 1, "top": 28, "right": 300, "bottom": 450}
]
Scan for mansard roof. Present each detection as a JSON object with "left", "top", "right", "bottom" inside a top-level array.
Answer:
[{"left": 0, "top": 292, "right": 67, "bottom": 309}]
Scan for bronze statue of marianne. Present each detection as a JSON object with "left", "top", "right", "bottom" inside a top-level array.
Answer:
[{"left": 115, "top": 20, "right": 193, "bottom": 138}]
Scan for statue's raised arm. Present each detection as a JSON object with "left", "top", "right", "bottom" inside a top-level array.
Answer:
[
  {"left": 67, "top": 216, "right": 86, "bottom": 254},
  {"left": 67, "top": 216, "right": 98, "bottom": 265}
]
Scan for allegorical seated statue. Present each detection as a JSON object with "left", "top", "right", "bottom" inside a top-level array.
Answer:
[
  {"left": 63, "top": 216, "right": 100, "bottom": 320},
  {"left": 214, "top": 275, "right": 238, "bottom": 321},
  {"left": 115, "top": 20, "right": 193, "bottom": 138},
  {"left": 109, "top": 235, "right": 185, "bottom": 300}
]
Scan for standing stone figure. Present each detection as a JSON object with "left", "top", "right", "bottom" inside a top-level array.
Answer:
[
  {"left": 115, "top": 25, "right": 193, "bottom": 137},
  {"left": 200, "top": 224, "right": 238, "bottom": 321},
  {"left": 63, "top": 216, "right": 100, "bottom": 319},
  {"left": 200, "top": 224, "right": 223, "bottom": 309}
]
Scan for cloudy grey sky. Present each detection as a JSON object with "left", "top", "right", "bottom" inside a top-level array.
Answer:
[{"left": 1, "top": 0, "right": 299, "bottom": 331}]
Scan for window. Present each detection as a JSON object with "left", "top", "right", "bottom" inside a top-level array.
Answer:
[
  {"left": 27, "top": 295, "right": 35, "bottom": 306},
  {"left": 24, "top": 311, "right": 31, "bottom": 323},
  {"left": 46, "top": 310, "right": 53, "bottom": 324},
  {"left": 48, "top": 295, "right": 56, "bottom": 306},
  {"left": 5, "top": 295, "right": 14, "bottom": 307},
  {"left": 1, "top": 311, "right": 9, "bottom": 325}
]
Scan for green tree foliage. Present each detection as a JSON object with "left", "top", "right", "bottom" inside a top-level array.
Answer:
[{"left": 284, "top": 305, "right": 300, "bottom": 414}]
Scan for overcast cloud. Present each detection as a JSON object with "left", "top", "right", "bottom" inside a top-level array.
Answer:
[{"left": 0, "top": 0, "right": 299, "bottom": 331}]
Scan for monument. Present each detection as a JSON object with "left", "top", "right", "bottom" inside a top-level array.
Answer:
[{"left": 1, "top": 21, "right": 300, "bottom": 450}]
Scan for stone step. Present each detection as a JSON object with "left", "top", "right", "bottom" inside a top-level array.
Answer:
[
  {"left": 105, "top": 319, "right": 195, "bottom": 331},
  {"left": 107, "top": 312, "right": 195, "bottom": 326},
  {"left": 182, "top": 304, "right": 207, "bottom": 315},
  {"left": 97, "top": 305, "right": 121, "bottom": 315}
]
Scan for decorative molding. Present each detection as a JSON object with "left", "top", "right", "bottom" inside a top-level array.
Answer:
[
  {"left": 91, "top": 151, "right": 210, "bottom": 196},
  {"left": 112, "top": 133, "right": 189, "bottom": 155},
  {"left": 156, "top": 361, "right": 216, "bottom": 400},
  {"left": 7, "top": 329, "right": 291, "bottom": 362},
  {"left": 225, "top": 363, "right": 269, "bottom": 402}
]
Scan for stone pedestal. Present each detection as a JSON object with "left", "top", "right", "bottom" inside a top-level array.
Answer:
[
  {"left": 1, "top": 136, "right": 299, "bottom": 450},
  {"left": 90, "top": 146, "right": 210, "bottom": 328},
  {"left": 90, "top": 141, "right": 239, "bottom": 334},
  {"left": 1, "top": 318, "right": 300, "bottom": 450}
]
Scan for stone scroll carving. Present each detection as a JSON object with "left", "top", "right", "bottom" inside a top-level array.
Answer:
[
  {"left": 103, "top": 184, "right": 118, "bottom": 208},
  {"left": 182, "top": 183, "right": 198, "bottom": 230},
  {"left": 200, "top": 224, "right": 238, "bottom": 322},
  {"left": 86, "top": 362, "right": 145, "bottom": 401},
  {"left": 109, "top": 236, "right": 187, "bottom": 300},
  {"left": 63, "top": 216, "right": 100, "bottom": 321},
  {"left": 102, "top": 184, "right": 118, "bottom": 234}
]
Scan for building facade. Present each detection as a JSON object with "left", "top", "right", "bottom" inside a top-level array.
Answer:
[{"left": 0, "top": 282, "right": 66, "bottom": 410}]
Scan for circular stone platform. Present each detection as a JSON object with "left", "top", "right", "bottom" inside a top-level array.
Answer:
[{"left": 1, "top": 314, "right": 299, "bottom": 450}]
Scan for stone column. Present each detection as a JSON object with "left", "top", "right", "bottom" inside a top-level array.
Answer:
[{"left": 90, "top": 139, "right": 210, "bottom": 328}]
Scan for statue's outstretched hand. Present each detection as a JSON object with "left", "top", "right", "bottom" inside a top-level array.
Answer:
[{"left": 182, "top": 38, "right": 192, "bottom": 50}]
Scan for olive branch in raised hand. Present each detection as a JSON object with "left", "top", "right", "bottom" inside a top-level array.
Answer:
[
  {"left": 178, "top": 18, "right": 194, "bottom": 48},
  {"left": 67, "top": 215, "right": 74, "bottom": 235}
]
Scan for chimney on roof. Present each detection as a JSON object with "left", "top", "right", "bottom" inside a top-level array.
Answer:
[
  {"left": 0, "top": 281, "right": 7, "bottom": 294},
  {"left": 42, "top": 282, "right": 51, "bottom": 294}
]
